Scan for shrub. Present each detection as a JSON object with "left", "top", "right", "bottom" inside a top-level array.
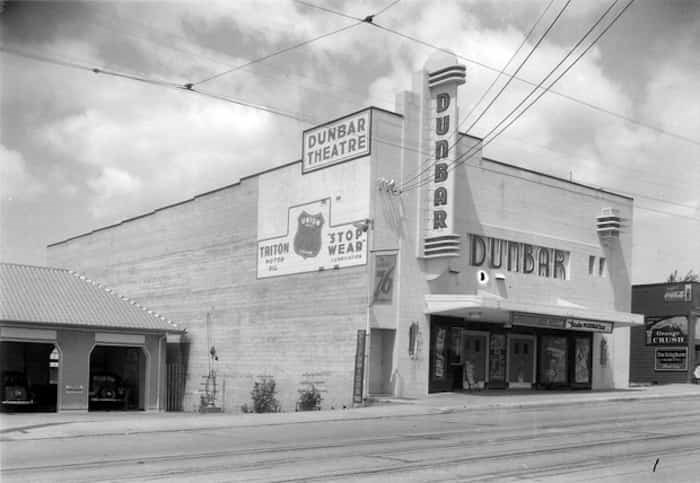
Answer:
[
  {"left": 297, "top": 384, "right": 322, "bottom": 411},
  {"left": 249, "top": 377, "right": 280, "bottom": 413}
]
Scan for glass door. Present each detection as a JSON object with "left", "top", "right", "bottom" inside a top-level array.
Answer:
[
  {"left": 572, "top": 335, "right": 592, "bottom": 388},
  {"left": 462, "top": 331, "right": 488, "bottom": 389},
  {"left": 539, "top": 335, "right": 569, "bottom": 387},
  {"left": 508, "top": 335, "right": 535, "bottom": 388}
]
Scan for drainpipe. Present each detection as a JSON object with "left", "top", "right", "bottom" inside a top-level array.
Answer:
[{"left": 157, "top": 334, "right": 166, "bottom": 411}]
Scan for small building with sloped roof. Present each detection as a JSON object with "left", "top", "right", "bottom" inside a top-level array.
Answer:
[{"left": 0, "top": 262, "right": 184, "bottom": 412}]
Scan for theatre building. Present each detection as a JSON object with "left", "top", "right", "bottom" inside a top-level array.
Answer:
[
  {"left": 630, "top": 282, "right": 700, "bottom": 384},
  {"left": 47, "top": 53, "right": 642, "bottom": 412}
]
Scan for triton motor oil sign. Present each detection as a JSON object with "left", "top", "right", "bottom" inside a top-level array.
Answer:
[{"left": 257, "top": 198, "right": 368, "bottom": 278}]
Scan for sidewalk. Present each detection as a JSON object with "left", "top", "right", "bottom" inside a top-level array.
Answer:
[{"left": 2, "top": 383, "right": 699, "bottom": 441}]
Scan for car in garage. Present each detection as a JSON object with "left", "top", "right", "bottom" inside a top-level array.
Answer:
[
  {"left": 89, "top": 372, "right": 129, "bottom": 410},
  {"left": 1, "top": 371, "right": 35, "bottom": 409}
]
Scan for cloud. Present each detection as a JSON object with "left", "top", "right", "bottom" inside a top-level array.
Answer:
[
  {"left": 87, "top": 167, "right": 142, "bottom": 217},
  {"left": 38, "top": 81, "right": 294, "bottom": 220},
  {"left": 0, "top": 0, "right": 698, "bottom": 281},
  {"left": 0, "top": 144, "right": 43, "bottom": 200}
]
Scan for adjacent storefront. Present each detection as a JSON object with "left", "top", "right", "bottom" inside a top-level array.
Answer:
[{"left": 630, "top": 282, "right": 700, "bottom": 384}]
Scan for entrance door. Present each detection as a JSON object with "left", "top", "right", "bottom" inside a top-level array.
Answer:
[
  {"left": 369, "top": 329, "right": 395, "bottom": 395},
  {"left": 508, "top": 335, "right": 535, "bottom": 388},
  {"left": 462, "top": 332, "right": 488, "bottom": 389}
]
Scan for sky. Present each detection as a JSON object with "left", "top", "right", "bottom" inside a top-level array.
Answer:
[{"left": 0, "top": 0, "right": 698, "bottom": 284}]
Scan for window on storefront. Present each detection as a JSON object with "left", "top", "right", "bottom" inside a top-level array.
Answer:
[
  {"left": 540, "top": 335, "right": 568, "bottom": 385},
  {"left": 574, "top": 337, "right": 592, "bottom": 384}
]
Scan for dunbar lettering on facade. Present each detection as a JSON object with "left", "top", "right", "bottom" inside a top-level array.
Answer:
[
  {"left": 44, "top": 52, "right": 643, "bottom": 412},
  {"left": 469, "top": 234, "right": 569, "bottom": 279}
]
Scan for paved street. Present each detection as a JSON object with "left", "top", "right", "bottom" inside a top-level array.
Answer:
[{"left": 2, "top": 390, "right": 700, "bottom": 482}]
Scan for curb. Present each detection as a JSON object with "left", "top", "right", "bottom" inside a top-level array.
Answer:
[{"left": 2, "top": 388, "right": 700, "bottom": 440}]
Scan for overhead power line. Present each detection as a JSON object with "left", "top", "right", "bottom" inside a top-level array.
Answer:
[
  {"left": 194, "top": 0, "right": 403, "bottom": 87},
  {"left": 0, "top": 44, "right": 315, "bottom": 123},
  {"left": 3, "top": 23, "right": 696, "bottom": 223},
  {"left": 0, "top": 43, "right": 439, "bottom": 160},
  {"left": 191, "top": 22, "right": 363, "bottom": 86},
  {"left": 354, "top": 16, "right": 700, "bottom": 149},
  {"left": 85, "top": 10, "right": 399, "bottom": 110},
  {"left": 300, "top": 0, "right": 700, "bottom": 148},
  {"left": 294, "top": 0, "right": 361, "bottom": 22},
  {"left": 399, "top": 0, "right": 627, "bottom": 193},
  {"left": 460, "top": 0, "right": 557, "bottom": 126},
  {"left": 460, "top": 0, "right": 571, "bottom": 135},
  {"left": 400, "top": 0, "right": 569, "bottom": 190},
  {"left": 374, "top": 0, "right": 403, "bottom": 17}
]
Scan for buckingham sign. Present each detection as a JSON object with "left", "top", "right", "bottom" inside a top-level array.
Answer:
[
  {"left": 302, "top": 110, "right": 370, "bottom": 173},
  {"left": 257, "top": 198, "right": 368, "bottom": 278},
  {"left": 565, "top": 319, "right": 613, "bottom": 333},
  {"left": 512, "top": 313, "right": 613, "bottom": 333}
]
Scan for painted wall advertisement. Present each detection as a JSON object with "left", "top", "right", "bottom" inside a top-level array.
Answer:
[
  {"left": 663, "top": 283, "right": 693, "bottom": 303},
  {"left": 655, "top": 348, "right": 688, "bottom": 371},
  {"left": 645, "top": 315, "right": 688, "bottom": 346},
  {"left": 302, "top": 110, "right": 371, "bottom": 174},
  {"left": 372, "top": 253, "right": 396, "bottom": 304},
  {"left": 257, "top": 198, "right": 368, "bottom": 278}
]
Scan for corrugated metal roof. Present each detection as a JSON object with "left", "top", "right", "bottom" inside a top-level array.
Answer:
[{"left": 0, "top": 263, "right": 182, "bottom": 332}]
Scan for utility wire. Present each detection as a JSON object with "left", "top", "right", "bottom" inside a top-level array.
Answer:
[
  {"left": 294, "top": 0, "right": 361, "bottom": 22},
  {"left": 195, "top": 0, "right": 402, "bottom": 87},
  {"left": 399, "top": 0, "right": 568, "bottom": 190},
  {"left": 0, "top": 43, "right": 442, "bottom": 161},
  {"left": 86, "top": 10, "right": 399, "bottom": 109},
  {"left": 191, "top": 22, "right": 363, "bottom": 86},
  {"left": 3, "top": 20, "right": 696, "bottom": 222},
  {"left": 374, "top": 0, "right": 403, "bottom": 17},
  {"left": 496, "top": 133, "right": 700, "bottom": 195},
  {"left": 361, "top": 19, "right": 700, "bottom": 149},
  {"left": 0, "top": 44, "right": 315, "bottom": 124},
  {"left": 400, "top": 0, "right": 625, "bottom": 193},
  {"left": 460, "top": 0, "right": 557, "bottom": 126},
  {"left": 184, "top": 87, "right": 316, "bottom": 123},
  {"left": 0, "top": 45, "right": 183, "bottom": 89},
  {"left": 460, "top": 0, "right": 570, "bottom": 135},
  {"left": 295, "top": 0, "right": 700, "bottom": 149}
]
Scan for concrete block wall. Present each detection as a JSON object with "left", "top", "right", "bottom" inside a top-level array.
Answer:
[
  {"left": 48, "top": 163, "right": 371, "bottom": 412},
  {"left": 455, "top": 157, "right": 634, "bottom": 312}
]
